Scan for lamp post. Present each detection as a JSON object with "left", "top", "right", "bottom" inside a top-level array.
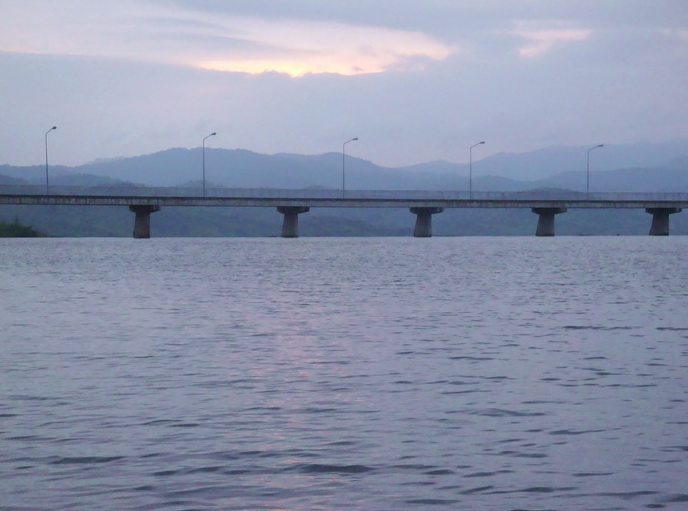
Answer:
[
  {"left": 586, "top": 144, "right": 604, "bottom": 198},
  {"left": 45, "top": 126, "right": 57, "bottom": 194},
  {"left": 469, "top": 141, "right": 485, "bottom": 199},
  {"left": 202, "top": 132, "right": 216, "bottom": 197},
  {"left": 342, "top": 137, "right": 358, "bottom": 192}
]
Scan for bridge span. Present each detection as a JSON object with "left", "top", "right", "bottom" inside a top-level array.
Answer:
[{"left": 1, "top": 187, "right": 686, "bottom": 238}]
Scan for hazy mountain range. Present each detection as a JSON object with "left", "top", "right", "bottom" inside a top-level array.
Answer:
[
  {"left": 1, "top": 141, "right": 687, "bottom": 237},
  {"left": 1, "top": 140, "right": 687, "bottom": 192}
]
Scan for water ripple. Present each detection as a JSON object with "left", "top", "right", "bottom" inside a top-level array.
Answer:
[{"left": 1, "top": 237, "right": 687, "bottom": 511}]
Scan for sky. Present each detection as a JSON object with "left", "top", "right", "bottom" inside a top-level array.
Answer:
[{"left": 1, "top": 0, "right": 687, "bottom": 168}]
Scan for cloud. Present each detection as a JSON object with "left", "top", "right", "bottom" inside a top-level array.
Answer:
[
  {"left": 508, "top": 21, "right": 592, "bottom": 58},
  {"left": 0, "top": 0, "right": 454, "bottom": 76},
  {"left": 196, "top": 19, "right": 454, "bottom": 76},
  {"left": 1, "top": 1, "right": 687, "bottom": 168}
]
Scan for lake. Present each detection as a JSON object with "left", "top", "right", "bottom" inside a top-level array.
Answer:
[{"left": 1, "top": 236, "right": 687, "bottom": 510}]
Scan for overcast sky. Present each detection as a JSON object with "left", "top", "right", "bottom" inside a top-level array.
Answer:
[{"left": 1, "top": 0, "right": 687, "bottom": 167}]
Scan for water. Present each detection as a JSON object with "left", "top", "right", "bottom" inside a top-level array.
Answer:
[{"left": 1, "top": 236, "right": 687, "bottom": 511}]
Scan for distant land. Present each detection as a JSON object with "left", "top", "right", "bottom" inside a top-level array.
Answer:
[
  {"left": 1, "top": 141, "right": 687, "bottom": 237},
  {"left": 0, "top": 218, "right": 44, "bottom": 237}
]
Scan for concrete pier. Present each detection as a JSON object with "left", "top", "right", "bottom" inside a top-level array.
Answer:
[
  {"left": 277, "top": 206, "right": 310, "bottom": 238},
  {"left": 646, "top": 207, "right": 682, "bottom": 236},
  {"left": 532, "top": 207, "right": 567, "bottom": 237},
  {"left": 410, "top": 207, "right": 443, "bottom": 237},
  {"left": 129, "top": 205, "right": 161, "bottom": 239}
]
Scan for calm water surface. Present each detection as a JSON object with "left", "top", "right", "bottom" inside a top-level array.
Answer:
[{"left": 1, "top": 237, "right": 687, "bottom": 511}]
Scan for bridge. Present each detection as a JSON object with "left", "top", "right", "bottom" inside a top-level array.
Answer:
[{"left": 1, "top": 186, "right": 686, "bottom": 238}]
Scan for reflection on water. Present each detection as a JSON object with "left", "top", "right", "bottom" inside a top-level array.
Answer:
[{"left": 1, "top": 236, "right": 687, "bottom": 510}]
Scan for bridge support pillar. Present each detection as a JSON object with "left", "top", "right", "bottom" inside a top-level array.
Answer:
[
  {"left": 277, "top": 206, "right": 310, "bottom": 238},
  {"left": 646, "top": 208, "right": 682, "bottom": 236},
  {"left": 532, "top": 207, "right": 567, "bottom": 237},
  {"left": 410, "top": 207, "right": 444, "bottom": 237},
  {"left": 129, "top": 205, "right": 161, "bottom": 239}
]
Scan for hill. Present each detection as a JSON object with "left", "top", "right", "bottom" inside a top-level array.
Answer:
[
  {"left": 1, "top": 142, "right": 687, "bottom": 236},
  {"left": 2, "top": 140, "right": 687, "bottom": 191}
]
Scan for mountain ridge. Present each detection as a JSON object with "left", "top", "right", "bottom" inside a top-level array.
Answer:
[{"left": 1, "top": 141, "right": 687, "bottom": 193}]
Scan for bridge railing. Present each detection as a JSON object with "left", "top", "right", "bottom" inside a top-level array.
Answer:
[{"left": 1, "top": 184, "right": 687, "bottom": 201}]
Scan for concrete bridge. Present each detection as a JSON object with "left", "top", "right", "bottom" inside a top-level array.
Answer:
[{"left": 1, "top": 186, "right": 686, "bottom": 238}]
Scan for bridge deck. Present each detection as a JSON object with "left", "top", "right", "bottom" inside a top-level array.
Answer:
[
  {"left": 2, "top": 188, "right": 685, "bottom": 238},
  {"left": 1, "top": 191, "right": 687, "bottom": 209}
]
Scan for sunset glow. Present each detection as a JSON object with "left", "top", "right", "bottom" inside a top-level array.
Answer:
[
  {"left": 1, "top": 1, "right": 684, "bottom": 169},
  {"left": 0, "top": 3, "right": 454, "bottom": 77}
]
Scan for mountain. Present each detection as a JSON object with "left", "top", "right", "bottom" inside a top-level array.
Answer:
[
  {"left": 474, "top": 141, "right": 688, "bottom": 181},
  {"left": 402, "top": 140, "right": 688, "bottom": 181},
  {"left": 0, "top": 148, "right": 463, "bottom": 189},
  {"left": 534, "top": 167, "right": 688, "bottom": 192},
  {"left": 2, "top": 141, "right": 687, "bottom": 192},
  {"left": 2, "top": 142, "right": 688, "bottom": 237},
  {"left": 0, "top": 173, "right": 28, "bottom": 185}
]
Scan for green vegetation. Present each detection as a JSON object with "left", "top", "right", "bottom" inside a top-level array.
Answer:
[{"left": 0, "top": 218, "right": 45, "bottom": 237}]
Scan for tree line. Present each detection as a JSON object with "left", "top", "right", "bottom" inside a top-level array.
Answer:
[{"left": 0, "top": 218, "right": 44, "bottom": 237}]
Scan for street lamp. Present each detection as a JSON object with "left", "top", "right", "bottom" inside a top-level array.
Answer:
[
  {"left": 586, "top": 144, "right": 604, "bottom": 198},
  {"left": 45, "top": 126, "right": 57, "bottom": 194},
  {"left": 469, "top": 141, "right": 485, "bottom": 199},
  {"left": 342, "top": 137, "right": 358, "bottom": 191},
  {"left": 202, "top": 132, "right": 216, "bottom": 197}
]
